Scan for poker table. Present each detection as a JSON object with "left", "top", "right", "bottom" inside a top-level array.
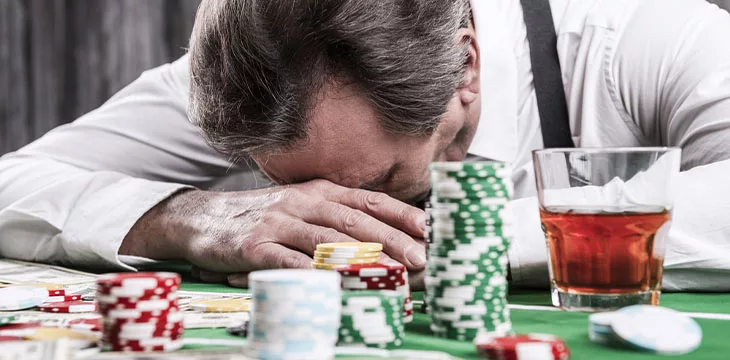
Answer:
[{"left": 175, "top": 272, "right": 730, "bottom": 360}]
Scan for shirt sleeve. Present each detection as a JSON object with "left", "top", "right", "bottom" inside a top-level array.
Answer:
[
  {"left": 0, "top": 55, "right": 236, "bottom": 270},
  {"left": 612, "top": 0, "right": 730, "bottom": 291}
]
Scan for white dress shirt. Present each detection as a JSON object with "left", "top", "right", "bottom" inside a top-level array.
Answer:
[{"left": 1, "top": 0, "right": 730, "bottom": 291}]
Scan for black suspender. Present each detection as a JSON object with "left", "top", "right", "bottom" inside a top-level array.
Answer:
[{"left": 520, "top": 0, "right": 576, "bottom": 148}]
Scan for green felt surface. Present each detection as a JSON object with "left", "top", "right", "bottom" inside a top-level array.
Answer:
[{"left": 178, "top": 277, "right": 730, "bottom": 359}]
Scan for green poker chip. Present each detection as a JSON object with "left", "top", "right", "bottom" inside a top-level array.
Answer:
[
  {"left": 338, "top": 290, "right": 405, "bottom": 349},
  {"left": 0, "top": 315, "right": 16, "bottom": 326}
]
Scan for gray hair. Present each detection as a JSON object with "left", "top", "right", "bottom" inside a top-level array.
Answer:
[{"left": 189, "top": 0, "right": 472, "bottom": 162}]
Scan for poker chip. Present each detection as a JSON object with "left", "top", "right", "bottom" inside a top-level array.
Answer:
[
  {"left": 0, "top": 315, "right": 15, "bottom": 326},
  {"left": 39, "top": 300, "right": 96, "bottom": 313},
  {"left": 0, "top": 286, "right": 48, "bottom": 311},
  {"left": 313, "top": 256, "right": 380, "bottom": 265},
  {"left": 190, "top": 298, "right": 250, "bottom": 313},
  {"left": 426, "top": 161, "right": 514, "bottom": 341},
  {"left": 314, "top": 250, "right": 380, "bottom": 259},
  {"left": 246, "top": 269, "right": 340, "bottom": 360},
  {"left": 48, "top": 289, "right": 65, "bottom": 296},
  {"left": 587, "top": 312, "right": 615, "bottom": 345},
  {"left": 312, "top": 242, "right": 384, "bottom": 270},
  {"left": 338, "top": 290, "right": 405, "bottom": 349},
  {"left": 226, "top": 318, "right": 249, "bottom": 337},
  {"left": 43, "top": 294, "right": 82, "bottom": 303},
  {"left": 475, "top": 333, "right": 570, "bottom": 360},
  {"left": 0, "top": 335, "right": 23, "bottom": 342},
  {"left": 610, "top": 305, "right": 702, "bottom": 355},
  {"left": 317, "top": 242, "right": 383, "bottom": 253},
  {"left": 67, "top": 317, "right": 102, "bottom": 332},
  {"left": 336, "top": 264, "right": 413, "bottom": 324},
  {"left": 97, "top": 272, "right": 183, "bottom": 353},
  {"left": 0, "top": 322, "right": 43, "bottom": 337}
]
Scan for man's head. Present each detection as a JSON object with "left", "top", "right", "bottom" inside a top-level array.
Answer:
[{"left": 189, "top": 0, "right": 481, "bottom": 204}]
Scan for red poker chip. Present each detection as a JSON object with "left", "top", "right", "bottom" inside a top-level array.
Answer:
[
  {"left": 97, "top": 299, "right": 178, "bottom": 313},
  {"left": 97, "top": 272, "right": 181, "bottom": 288},
  {"left": 103, "top": 320, "right": 184, "bottom": 335},
  {"left": 475, "top": 334, "right": 570, "bottom": 360},
  {"left": 45, "top": 294, "right": 82, "bottom": 303},
  {"left": 336, "top": 263, "right": 406, "bottom": 277},
  {"left": 67, "top": 318, "right": 102, "bottom": 332},
  {"left": 96, "top": 287, "right": 180, "bottom": 300},
  {"left": 48, "top": 289, "right": 65, "bottom": 296},
  {"left": 39, "top": 301, "right": 96, "bottom": 313},
  {"left": 103, "top": 310, "right": 182, "bottom": 324},
  {"left": 0, "top": 335, "right": 23, "bottom": 342}
]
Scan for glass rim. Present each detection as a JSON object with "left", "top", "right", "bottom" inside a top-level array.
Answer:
[{"left": 533, "top": 147, "right": 680, "bottom": 155}]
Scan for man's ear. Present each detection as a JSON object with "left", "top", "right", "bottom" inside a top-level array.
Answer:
[{"left": 457, "top": 24, "right": 480, "bottom": 105}]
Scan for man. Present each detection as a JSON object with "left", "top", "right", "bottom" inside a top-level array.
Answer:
[{"left": 1, "top": 0, "right": 730, "bottom": 291}]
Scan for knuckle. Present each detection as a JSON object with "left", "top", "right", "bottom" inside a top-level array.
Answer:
[
  {"left": 381, "top": 229, "right": 404, "bottom": 248},
  {"left": 313, "top": 228, "right": 340, "bottom": 245},
  {"left": 340, "top": 208, "right": 366, "bottom": 231},
  {"left": 362, "top": 191, "right": 387, "bottom": 211}
]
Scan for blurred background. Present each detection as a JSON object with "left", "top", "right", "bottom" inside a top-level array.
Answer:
[{"left": 1, "top": 0, "right": 729, "bottom": 155}]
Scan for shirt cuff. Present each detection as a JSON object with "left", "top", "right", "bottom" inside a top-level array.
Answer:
[
  {"left": 507, "top": 196, "right": 551, "bottom": 288},
  {"left": 63, "top": 177, "right": 193, "bottom": 271}
]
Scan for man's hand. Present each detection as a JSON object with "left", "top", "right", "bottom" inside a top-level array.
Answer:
[{"left": 120, "top": 179, "right": 427, "bottom": 275}]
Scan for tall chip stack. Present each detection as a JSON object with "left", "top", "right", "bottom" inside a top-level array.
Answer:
[
  {"left": 247, "top": 269, "right": 341, "bottom": 360},
  {"left": 96, "top": 272, "right": 183, "bottom": 352},
  {"left": 338, "top": 290, "right": 405, "bottom": 349},
  {"left": 426, "top": 162, "right": 514, "bottom": 341}
]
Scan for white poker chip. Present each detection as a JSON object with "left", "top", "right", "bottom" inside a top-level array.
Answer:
[
  {"left": 0, "top": 286, "right": 48, "bottom": 310},
  {"left": 610, "top": 305, "right": 702, "bottom": 355}
]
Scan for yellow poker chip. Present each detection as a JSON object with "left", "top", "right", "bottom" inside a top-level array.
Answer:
[
  {"left": 0, "top": 283, "right": 64, "bottom": 290},
  {"left": 311, "top": 262, "right": 343, "bottom": 270},
  {"left": 313, "top": 250, "right": 380, "bottom": 259},
  {"left": 316, "top": 242, "right": 383, "bottom": 253},
  {"left": 190, "top": 298, "right": 251, "bottom": 313},
  {"left": 313, "top": 256, "right": 379, "bottom": 265},
  {"left": 23, "top": 327, "right": 100, "bottom": 341}
]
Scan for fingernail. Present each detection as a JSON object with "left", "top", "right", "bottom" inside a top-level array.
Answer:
[{"left": 407, "top": 246, "right": 427, "bottom": 269}]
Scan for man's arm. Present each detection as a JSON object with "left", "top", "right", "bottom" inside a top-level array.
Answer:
[
  {"left": 613, "top": 0, "right": 730, "bottom": 291},
  {"left": 0, "top": 55, "right": 428, "bottom": 277},
  {"left": 0, "top": 55, "right": 235, "bottom": 269}
]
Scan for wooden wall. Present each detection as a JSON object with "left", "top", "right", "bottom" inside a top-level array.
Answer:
[
  {"left": 1, "top": 0, "right": 729, "bottom": 154},
  {"left": 0, "top": 0, "right": 200, "bottom": 154}
]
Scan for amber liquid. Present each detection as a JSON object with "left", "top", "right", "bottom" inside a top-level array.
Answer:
[{"left": 540, "top": 206, "right": 671, "bottom": 295}]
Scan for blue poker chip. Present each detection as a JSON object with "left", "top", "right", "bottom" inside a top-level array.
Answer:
[
  {"left": 588, "top": 312, "right": 617, "bottom": 346},
  {"left": 610, "top": 305, "right": 702, "bottom": 355}
]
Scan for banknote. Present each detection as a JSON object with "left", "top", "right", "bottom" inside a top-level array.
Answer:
[
  {"left": 0, "top": 260, "right": 97, "bottom": 286},
  {"left": 0, "top": 339, "right": 70, "bottom": 360}
]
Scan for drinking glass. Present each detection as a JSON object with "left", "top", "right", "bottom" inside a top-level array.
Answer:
[{"left": 532, "top": 147, "right": 681, "bottom": 311}]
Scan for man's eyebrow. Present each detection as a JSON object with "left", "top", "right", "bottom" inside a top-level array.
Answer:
[{"left": 360, "top": 163, "right": 400, "bottom": 191}]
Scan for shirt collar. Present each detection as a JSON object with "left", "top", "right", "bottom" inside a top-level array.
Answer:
[{"left": 467, "top": 0, "right": 520, "bottom": 163}]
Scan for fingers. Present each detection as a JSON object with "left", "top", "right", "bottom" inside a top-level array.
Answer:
[
  {"left": 318, "top": 183, "right": 427, "bottom": 238},
  {"left": 191, "top": 265, "right": 230, "bottom": 284},
  {"left": 275, "top": 217, "right": 358, "bottom": 255},
  {"left": 301, "top": 201, "right": 427, "bottom": 270},
  {"left": 408, "top": 269, "right": 425, "bottom": 292},
  {"left": 246, "top": 243, "right": 313, "bottom": 271},
  {"left": 227, "top": 274, "right": 248, "bottom": 288}
]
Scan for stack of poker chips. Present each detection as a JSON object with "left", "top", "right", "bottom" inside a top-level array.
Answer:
[
  {"left": 475, "top": 333, "right": 570, "bottom": 360},
  {"left": 335, "top": 263, "right": 413, "bottom": 323},
  {"left": 247, "top": 269, "right": 341, "bottom": 360},
  {"left": 96, "top": 272, "right": 183, "bottom": 352},
  {"left": 311, "top": 242, "right": 383, "bottom": 270},
  {"left": 338, "top": 290, "right": 405, "bottom": 349},
  {"left": 425, "top": 161, "right": 514, "bottom": 341}
]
